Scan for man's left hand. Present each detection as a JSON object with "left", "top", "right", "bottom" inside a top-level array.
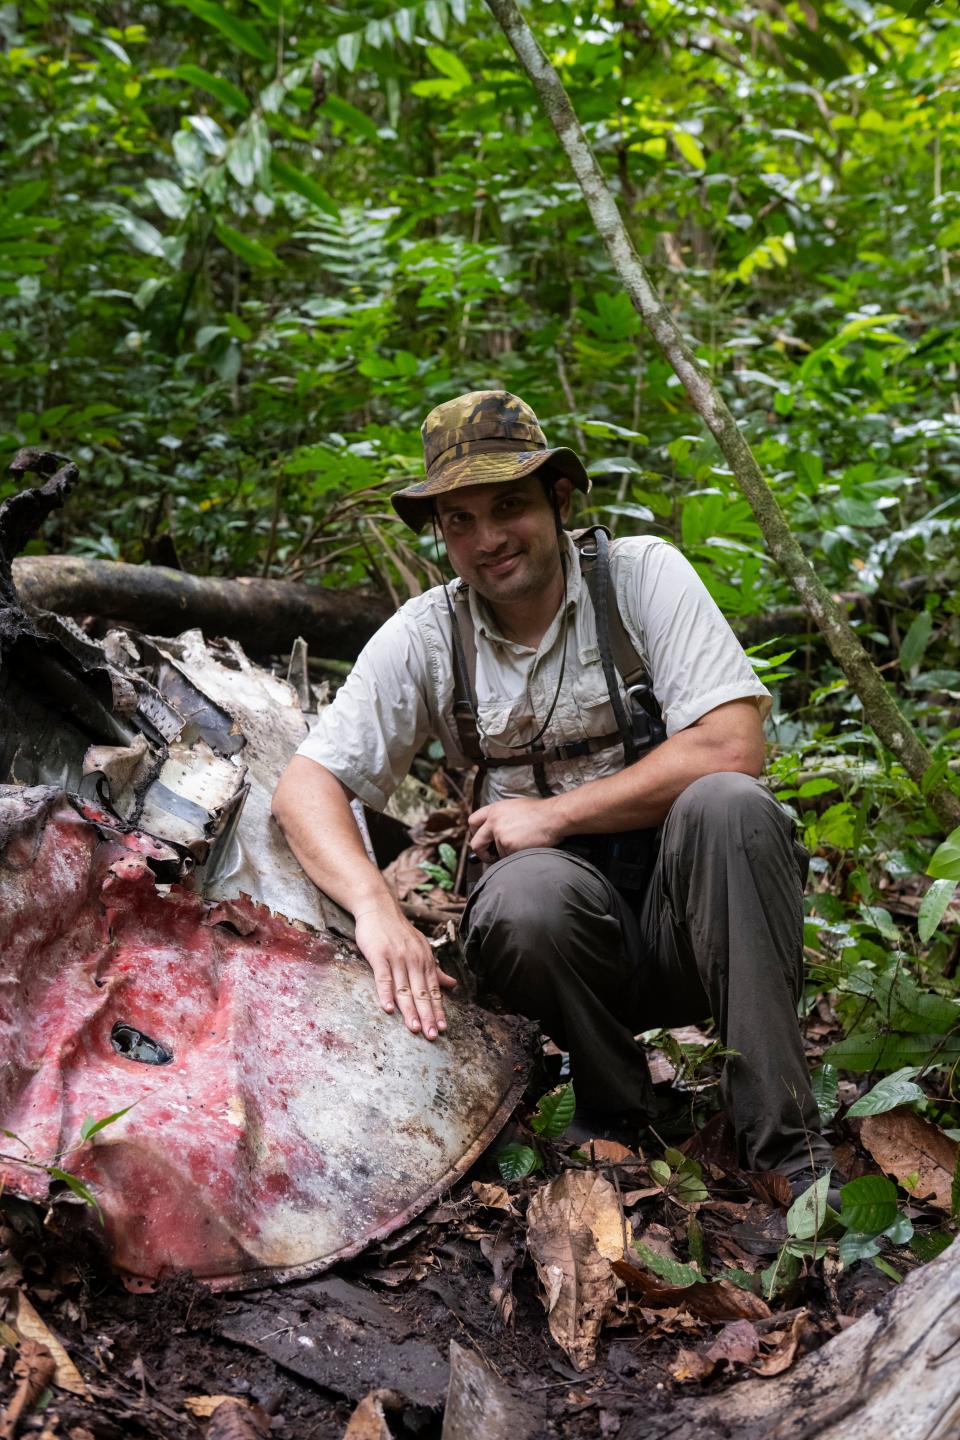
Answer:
[{"left": 468, "top": 797, "right": 565, "bottom": 862}]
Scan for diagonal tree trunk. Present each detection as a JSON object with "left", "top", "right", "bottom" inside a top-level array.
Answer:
[{"left": 484, "top": 0, "right": 960, "bottom": 836}]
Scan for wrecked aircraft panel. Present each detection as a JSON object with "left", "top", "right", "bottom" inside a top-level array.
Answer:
[{"left": 0, "top": 787, "right": 529, "bottom": 1288}]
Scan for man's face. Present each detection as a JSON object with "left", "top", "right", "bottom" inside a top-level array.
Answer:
[{"left": 436, "top": 475, "right": 572, "bottom": 608}]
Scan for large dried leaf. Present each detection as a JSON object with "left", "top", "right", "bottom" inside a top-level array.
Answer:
[
  {"left": 670, "top": 1319, "right": 761, "bottom": 1382},
  {"left": 526, "top": 1171, "right": 624, "bottom": 1370},
  {"left": 14, "top": 1294, "right": 88, "bottom": 1397},
  {"left": 859, "top": 1109, "right": 958, "bottom": 1211},
  {"left": 343, "top": 1392, "right": 393, "bottom": 1440},
  {"left": 612, "top": 1261, "right": 772, "bottom": 1322}
]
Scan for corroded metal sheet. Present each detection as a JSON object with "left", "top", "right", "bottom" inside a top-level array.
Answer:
[{"left": 0, "top": 787, "right": 529, "bottom": 1289}]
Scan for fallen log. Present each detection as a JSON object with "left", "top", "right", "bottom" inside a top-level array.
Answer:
[
  {"left": 624, "top": 1237, "right": 960, "bottom": 1440},
  {"left": 12, "top": 555, "right": 391, "bottom": 659}
]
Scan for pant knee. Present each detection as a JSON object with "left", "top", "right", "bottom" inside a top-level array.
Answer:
[{"left": 672, "top": 770, "right": 766, "bottom": 825}]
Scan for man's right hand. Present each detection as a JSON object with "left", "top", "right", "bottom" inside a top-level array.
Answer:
[{"left": 354, "top": 899, "right": 458, "bottom": 1041}]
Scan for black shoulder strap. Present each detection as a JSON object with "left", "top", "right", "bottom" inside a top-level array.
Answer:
[
  {"left": 573, "top": 526, "right": 647, "bottom": 688},
  {"left": 450, "top": 585, "right": 485, "bottom": 765}
]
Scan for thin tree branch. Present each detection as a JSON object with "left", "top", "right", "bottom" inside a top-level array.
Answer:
[{"left": 483, "top": 0, "right": 960, "bottom": 834}]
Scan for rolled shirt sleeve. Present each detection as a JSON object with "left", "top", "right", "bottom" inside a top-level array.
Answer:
[
  {"left": 614, "top": 537, "right": 772, "bottom": 737},
  {"left": 296, "top": 607, "right": 433, "bottom": 811}
]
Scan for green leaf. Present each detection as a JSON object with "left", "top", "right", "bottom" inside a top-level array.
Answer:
[
  {"left": 144, "top": 177, "right": 191, "bottom": 221},
  {"left": 787, "top": 1172, "right": 833, "bottom": 1240},
  {"left": 79, "top": 1105, "right": 134, "bottom": 1143},
  {"left": 839, "top": 1174, "right": 899, "bottom": 1235},
  {"left": 797, "top": 777, "right": 840, "bottom": 799},
  {"left": 178, "top": 0, "right": 270, "bottom": 60},
  {"left": 48, "top": 1167, "right": 102, "bottom": 1218},
  {"left": 438, "top": 841, "right": 458, "bottom": 873},
  {"left": 847, "top": 1067, "right": 925, "bottom": 1117},
  {"left": 174, "top": 63, "right": 249, "bottom": 114},
  {"left": 426, "top": 45, "right": 471, "bottom": 87},
  {"left": 810, "top": 1063, "right": 840, "bottom": 1125},
  {"left": 838, "top": 1229, "right": 881, "bottom": 1266},
  {"left": 633, "top": 1241, "right": 700, "bottom": 1287},
  {"left": 320, "top": 96, "right": 378, "bottom": 142},
  {"left": 497, "top": 1142, "right": 538, "bottom": 1181},
  {"left": 226, "top": 117, "right": 271, "bottom": 188},
  {"left": 910, "top": 1231, "right": 953, "bottom": 1262},
  {"left": 271, "top": 157, "right": 339, "bottom": 218},
  {"left": 899, "top": 610, "right": 934, "bottom": 673},
  {"left": 928, "top": 827, "right": 960, "bottom": 883},
  {"left": 673, "top": 130, "right": 706, "bottom": 169},
  {"left": 337, "top": 29, "right": 362, "bottom": 71},
  {"left": 918, "top": 880, "right": 958, "bottom": 944},
  {"left": 823, "top": 1031, "right": 960, "bottom": 1073},
  {"left": 215, "top": 222, "right": 276, "bottom": 268},
  {"left": 530, "top": 1083, "right": 576, "bottom": 1139}
]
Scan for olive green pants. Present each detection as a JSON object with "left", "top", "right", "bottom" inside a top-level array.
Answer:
[{"left": 461, "top": 772, "right": 831, "bottom": 1174}]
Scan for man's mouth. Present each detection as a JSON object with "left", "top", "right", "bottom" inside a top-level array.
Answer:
[{"left": 482, "top": 552, "right": 522, "bottom": 576}]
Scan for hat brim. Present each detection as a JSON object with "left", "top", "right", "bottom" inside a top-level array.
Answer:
[{"left": 391, "top": 447, "right": 591, "bottom": 532}]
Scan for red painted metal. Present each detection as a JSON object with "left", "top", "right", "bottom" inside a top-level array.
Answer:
[{"left": 0, "top": 788, "right": 528, "bottom": 1288}]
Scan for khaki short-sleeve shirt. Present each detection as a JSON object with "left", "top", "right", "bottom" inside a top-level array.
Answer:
[{"left": 297, "top": 534, "right": 771, "bottom": 810}]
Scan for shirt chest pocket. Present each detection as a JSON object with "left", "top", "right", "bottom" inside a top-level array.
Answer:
[{"left": 572, "top": 651, "right": 618, "bottom": 738}]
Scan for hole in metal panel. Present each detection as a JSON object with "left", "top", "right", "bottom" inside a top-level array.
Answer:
[{"left": 110, "top": 1022, "right": 173, "bottom": 1066}]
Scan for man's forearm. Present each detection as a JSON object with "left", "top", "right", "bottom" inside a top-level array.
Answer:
[
  {"left": 271, "top": 755, "right": 392, "bottom": 918},
  {"left": 550, "top": 721, "right": 758, "bottom": 837}
]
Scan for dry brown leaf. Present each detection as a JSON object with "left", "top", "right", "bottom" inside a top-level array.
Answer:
[
  {"left": 526, "top": 1171, "right": 623, "bottom": 1371},
  {"left": 343, "top": 1391, "right": 393, "bottom": 1439},
  {"left": 15, "top": 1294, "right": 88, "bottom": 1397},
  {"left": 612, "top": 1261, "right": 771, "bottom": 1322},
  {"left": 622, "top": 1187, "right": 662, "bottom": 1205},
  {"left": 670, "top": 1345, "right": 715, "bottom": 1383},
  {"left": 585, "top": 1140, "right": 639, "bottom": 1165},
  {"left": 471, "top": 1182, "right": 517, "bottom": 1214},
  {"left": 745, "top": 1171, "right": 794, "bottom": 1208},
  {"left": 185, "top": 1395, "right": 244, "bottom": 1418},
  {"left": 480, "top": 1230, "right": 518, "bottom": 1326},
  {"left": 704, "top": 1319, "right": 761, "bottom": 1367},
  {"left": 207, "top": 1397, "right": 270, "bottom": 1440},
  {"left": 0, "top": 1337, "right": 55, "bottom": 1440},
  {"left": 382, "top": 844, "right": 436, "bottom": 901},
  {"left": 859, "top": 1110, "right": 959, "bottom": 1211},
  {"left": 749, "top": 1309, "right": 809, "bottom": 1377}
]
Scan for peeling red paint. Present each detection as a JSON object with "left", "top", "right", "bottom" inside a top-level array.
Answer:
[{"left": 0, "top": 789, "right": 530, "bottom": 1289}]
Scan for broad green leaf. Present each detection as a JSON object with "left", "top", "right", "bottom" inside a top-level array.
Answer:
[
  {"left": 426, "top": 46, "right": 471, "bottom": 87},
  {"left": 271, "top": 157, "right": 339, "bottom": 218},
  {"left": 839, "top": 1174, "right": 899, "bottom": 1234},
  {"left": 174, "top": 63, "right": 249, "bottom": 114},
  {"left": 337, "top": 30, "right": 362, "bottom": 71},
  {"left": 320, "top": 96, "right": 378, "bottom": 142},
  {"left": 847, "top": 1067, "right": 924, "bottom": 1117},
  {"left": 928, "top": 827, "right": 960, "bottom": 883},
  {"left": 787, "top": 1172, "right": 833, "bottom": 1240},
  {"left": 177, "top": 0, "right": 270, "bottom": 60},
  {"left": 899, "top": 610, "right": 934, "bottom": 673},
  {"left": 215, "top": 222, "right": 276, "bottom": 268},
  {"left": 872, "top": 1257, "right": 902, "bottom": 1283},
  {"left": 838, "top": 1229, "right": 881, "bottom": 1265},
  {"left": 497, "top": 1142, "right": 538, "bottom": 1181},
  {"left": 650, "top": 1159, "right": 672, "bottom": 1185},
  {"left": 910, "top": 1231, "right": 953, "bottom": 1262},
  {"left": 810, "top": 1063, "right": 840, "bottom": 1124},
  {"left": 674, "top": 130, "right": 706, "bottom": 169},
  {"left": 79, "top": 1105, "right": 134, "bottom": 1143},
  {"left": 824, "top": 1031, "right": 960, "bottom": 1073},
  {"left": 797, "top": 777, "right": 840, "bottom": 799},
  {"left": 530, "top": 1083, "right": 576, "bottom": 1139},
  {"left": 633, "top": 1241, "right": 700, "bottom": 1287},
  {"left": 144, "top": 177, "right": 190, "bottom": 220},
  {"left": 918, "top": 880, "right": 958, "bottom": 944},
  {"left": 424, "top": 0, "right": 448, "bottom": 39},
  {"left": 579, "top": 419, "right": 648, "bottom": 441},
  {"left": 226, "top": 117, "right": 270, "bottom": 188}
]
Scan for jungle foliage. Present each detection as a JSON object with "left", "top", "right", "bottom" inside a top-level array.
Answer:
[{"left": 1, "top": 1, "right": 959, "bottom": 1091}]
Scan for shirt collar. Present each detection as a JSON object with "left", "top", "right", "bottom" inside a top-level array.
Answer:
[{"left": 467, "top": 531, "right": 582, "bottom": 654}]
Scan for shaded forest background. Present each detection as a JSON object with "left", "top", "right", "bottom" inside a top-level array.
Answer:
[{"left": 2, "top": 0, "right": 960, "bottom": 1098}]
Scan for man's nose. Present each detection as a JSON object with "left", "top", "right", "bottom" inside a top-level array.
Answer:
[{"left": 475, "top": 515, "right": 509, "bottom": 552}]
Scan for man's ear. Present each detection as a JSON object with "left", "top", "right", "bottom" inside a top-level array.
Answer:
[{"left": 553, "top": 475, "right": 574, "bottom": 523}]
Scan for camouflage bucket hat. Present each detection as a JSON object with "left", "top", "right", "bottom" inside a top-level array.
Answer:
[{"left": 391, "top": 389, "right": 591, "bottom": 532}]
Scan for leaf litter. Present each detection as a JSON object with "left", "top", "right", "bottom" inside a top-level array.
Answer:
[{"left": 1, "top": 798, "right": 958, "bottom": 1436}]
